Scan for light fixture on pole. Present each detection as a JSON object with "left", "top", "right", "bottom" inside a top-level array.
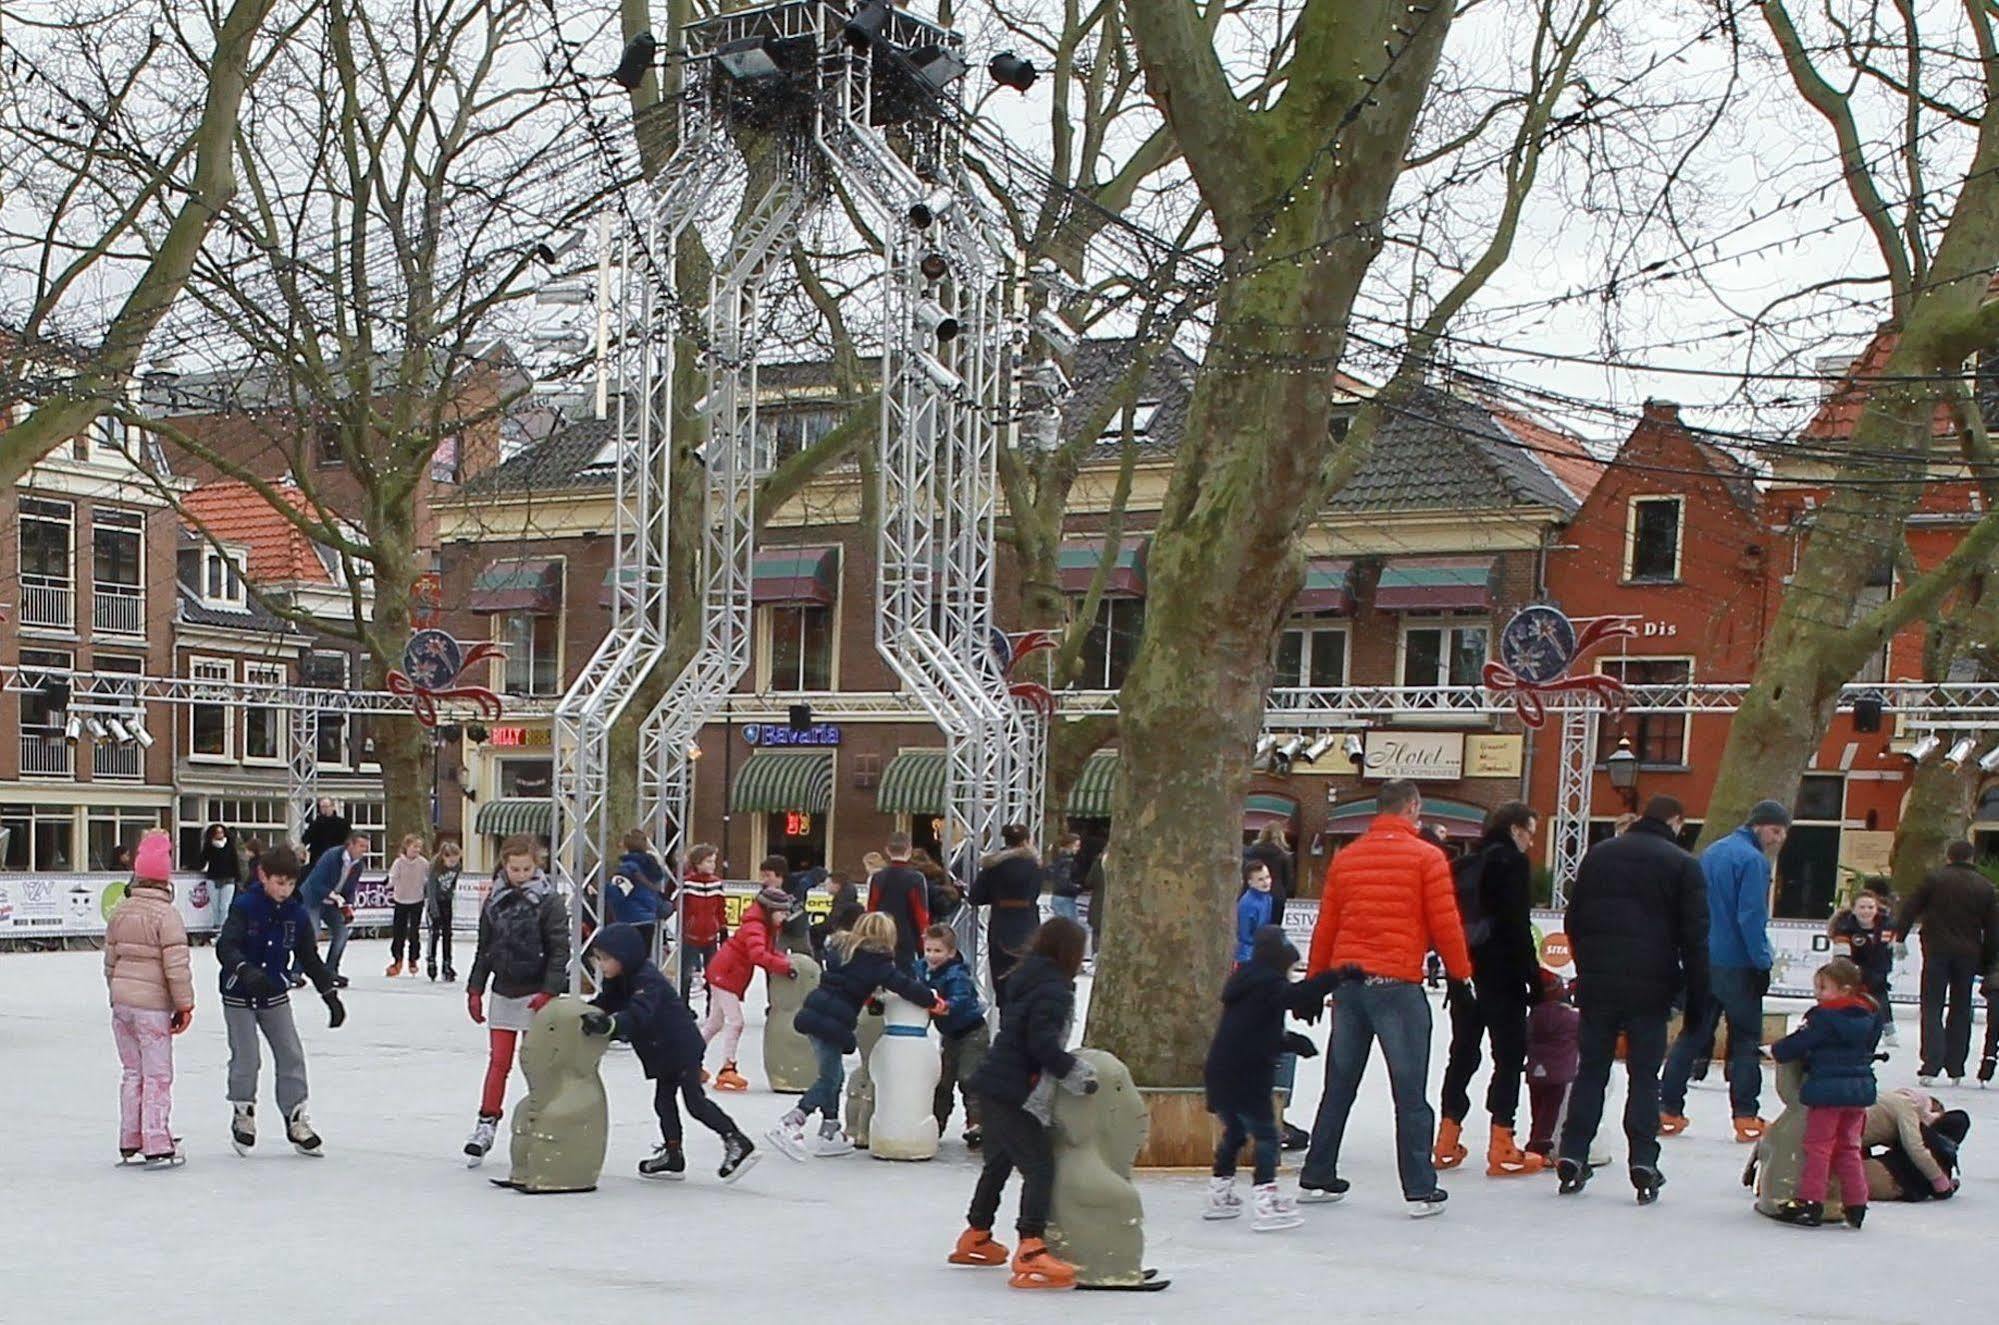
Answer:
[
  {"left": 912, "top": 350, "right": 964, "bottom": 394},
  {"left": 610, "top": 31, "right": 658, "bottom": 90},
  {"left": 107, "top": 717, "right": 134, "bottom": 743},
  {"left": 1605, "top": 735, "right": 1640, "bottom": 810},
  {"left": 1981, "top": 744, "right": 1999, "bottom": 774},
  {"left": 63, "top": 714, "right": 83, "bottom": 743},
  {"left": 988, "top": 51, "right": 1038, "bottom": 92},
  {"left": 128, "top": 721, "right": 154, "bottom": 749},
  {"left": 85, "top": 716, "right": 109, "bottom": 742},
  {"left": 919, "top": 252, "right": 950, "bottom": 281},
  {"left": 1033, "top": 308, "right": 1078, "bottom": 357},
  {"left": 842, "top": 1, "right": 890, "bottom": 52},
  {"left": 1343, "top": 733, "right": 1365, "bottom": 764},
  {"left": 907, "top": 187, "right": 955, "bottom": 228},
  {"left": 1302, "top": 735, "right": 1335, "bottom": 764},
  {"left": 1908, "top": 732, "right": 1942, "bottom": 763},
  {"left": 915, "top": 299, "right": 960, "bottom": 343},
  {"left": 1946, "top": 736, "right": 1978, "bottom": 770}
]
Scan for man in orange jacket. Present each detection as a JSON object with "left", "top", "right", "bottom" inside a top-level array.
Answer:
[{"left": 1298, "top": 779, "right": 1471, "bottom": 1216}]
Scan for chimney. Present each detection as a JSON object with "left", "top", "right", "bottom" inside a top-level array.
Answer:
[{"left": 1642, "top": 398, "right": 1680, "bottom": 423}]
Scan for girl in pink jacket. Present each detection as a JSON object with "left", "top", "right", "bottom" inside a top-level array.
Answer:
[{"left": 104, "top": 832, "right": 196, "bottom": 1166}]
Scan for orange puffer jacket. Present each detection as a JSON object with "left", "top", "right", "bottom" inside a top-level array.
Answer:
[
  {"left": 1306, "top": 815, "right": 1471, "bottom": 985},
  {"left": 103, "top": 881, "right": 195, "bottom": 1013}
]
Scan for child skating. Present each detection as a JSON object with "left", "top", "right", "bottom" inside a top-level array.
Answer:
[
  {"left": 386, "top": 833, "right": 428, "bottom": 978},
  {"left": 464, "top": 835, "right": 570, "bottom": 1166},
  {"left": 1524, "top": 972, "right": 1579, "bottom": 1162},
  {"left": 701, "top": 881, "right": 795, "bottom": 1091},
  {"left": 1769, "top": 957, "right": 1881, "bottom": 1227},
  {"left": 678, "top": 843, "right": 727, "bottom": 1006},
  {"left": 1202, "top": 925, "right": 1338, "bottom": 1230},
  {"left": 772, "top": 912, "right": 942, "bottom": 1160},
  {"left": 581, "top": 924, "right": 758, "bottom": 1182},
  {"left": 216, "top": 845, "right": 347, "bottom": 1156},
  {"left": 104, "top": 832, "right": 196, "bottom": 1167},
  {"left": 426, "top": 840, "right": 462, "bottom": 981},
  {"left": 923, "top": 922, "right": 988, "bottom": 1147}
]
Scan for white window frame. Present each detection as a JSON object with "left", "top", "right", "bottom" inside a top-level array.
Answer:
[
  {"left": 755, "top": 601, "right": 840, "bottom": 693},
  {"left": 1623, "top": 495, "right": 1685, "bottom": 584},
  {"left": 200, "top": 547, "right": 247, "bottom": 609},
  {"left": 187, "top": 656, "right": 235, "bottom": 762},
  {"left": 495, "top": 612, "right": 564, "bottom": 697},
  {"left": 1599, "top": 654, "right": 1695, "bottom": 767},
  {"left": 1275, "top": 619, "right": 1350, "bottom": 691},
  {"left": 242, "top": 662, "right": 287, "bottom": 764},
  {"left": 1397, "top": 616, "right": 1491, "bottom": 688}
]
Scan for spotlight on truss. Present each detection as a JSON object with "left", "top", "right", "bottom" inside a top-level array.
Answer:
[
  {"left": 843, "top": 0, "right": 889, "bottom": 52},
  {"left": 64, "top": 713, "right": 83, "bottom": 743},
  {"left": 916, "top": 300, "right": 960, "bottom": 343},
  {"left": 1033, "top": 308, "right": 1079, "bottom": 357},
  {"left": 912, "top": 350, "right": 965, "bottom": 394},
  {"left": 107, "top": 717, "right": 133, "bottom": 743},
  {"left": 716, "top": 36, "right": 785, "bottom": 81},
  {"left": 1908, "top": 732, "right": 1942, "bottom": 763},
  {"left": 1980, "top": 744, "right": 1999, "bottom": 774},
  {"left": 1302, "top": 735, "right": 1335, "bottom": 764},
  {"left": 919, "top": 252, "right": 950, "bottom": 282},
  {"left": 611, "top": 31, "right": 657, "bottom": 90},
  {"left": 905, "top": 43, "right": 969, "bottom": 90},
  {"left": 1946, "top": 736, "right": 1978, "bottom": 770},
  {"left": 989, "top": 51, "right": 1038, "bottom": 92},
  {"left": 908, "top": 188, "right": 955, "bottom": 229},
  {"left": 1253, "top": 734, "right": 1278, "bottom": 760},
  {"left": 128, "top": 720, "right": 155, "bottom": 749},
  {"left": 1344, "top": 733, "right": 1365, "bottom": 764}
]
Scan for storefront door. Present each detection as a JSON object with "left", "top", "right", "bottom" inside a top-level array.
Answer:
[{"left": 766, "top": 810, "right": 826, "bottom": 874}]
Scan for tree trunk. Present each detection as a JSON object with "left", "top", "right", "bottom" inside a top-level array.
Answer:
[{"left": 1889, "top": 758, "right": 1977, "bottom": 899}]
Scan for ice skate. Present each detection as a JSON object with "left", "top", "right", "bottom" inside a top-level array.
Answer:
[
  {"left": 385, "top": 960, "right": 403, "bottom": 978},
  {"left": 1433, "top": 1116, "right": 1467, "bottom": 1170},
  {"left": 1008, "top": 1238, "right": 1076, "bottom": 1290},
  {"left": 1405, "top": 1189, "right": 1449, "bottom": 1218},
  {"left": 143, "top": 1141, "right": 186, "bottom": 1169},
  {"left": 1881, "top": 1023, "right": 1899, "bottom": 1048},
  {"left": 1918, "top": 1073, "right": 1938, "bottom": 1087},
  {"left": 766, "top": 1118, "right": 808, "bottom": 1162},
  {"left": 963, "top": 1125, "right": 982, "bottom": 1149},
  {"left": 714, "top": 1062, "right": 748, "bottom": 1092},
  {"left": 1486, "top": 1124, "right": 1544, "bottom": 1176},
  {"left": 286, "top": 1105, "right": 323, "bottom": 1157},
  {"left": 1297, "top": 1176, "right": 1349, "bottom": 1204},
  {"left": 1659, "top": 1113, "right": 1689, "bottom": 1136},
  {"left": 1556, "top": 1157, "right": 1591, "bottom": 1196},
  {"left": 443, "top": 966, "right": 457, "bottom": 983},
  {"left": 1980, "top": 1056, "right": 1995, "bottom": 1085},
  {"left": 464, "top": 1114, "right": 499, "bottom": 1167},
  {"left": 1251, "top": 1183, "right": 1302, "bottom": 1232},
  {"left": 638, "top": 1142, "right": 686, "bottom": 1180},
  {"left": 1203, "top": 1175, "right": 1243, "bottom": 1220},
  {"left": 1948, "top": 1074, "right": 1964, "bottom": 1086},
  {"left": 427, "top": 962, "right": 438, "bottom": 982},
  {"left": 718, "top": 1132, "right": 759, "bottom": 1183},
  {"left": 1281, "top": 1121, "right": 1311, "bottom": 1152},
  {"left": 1772, "top": 1198, "right": 1823, "bottom": 1227},
  {"left": 1843, "top": 1204, "right": 1867, "bottom": 1229},
  {"left": 808, "top": 1122, "right": 854, "bottom": 1157},
  {"left": 1630, "top": 1165, "right": 1665, "bottom": 1205},
  {"left": 118, "top": 1147, "right": 142, "bottom": 1165},
  {"left": 948, "top": 1227, "right": 1009, "bottom": 1267},
  {"left": 230, "top": 1102, "right": 255, "bottom": 1156},
  {"left": 1731, "top": 1115, "right": 1767, "bottom": 1143}
]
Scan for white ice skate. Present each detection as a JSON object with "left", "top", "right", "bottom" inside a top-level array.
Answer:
[
  {"left": 230, "top": 1102, "right": 255, "bottom": 1156},
  {"left": 1203, "top": 1176, "right": 1244, "bottom": 1220},
  {"left": 143, "top": 1141, "right": 186, "bottom": 1170},
  {"left": 807, "top": 1126, "right": 855, "bottom": 1158},
  {"left": 1251, "top": 1183, "right": 1303, "bottom": 1232},
  {"left": 1919, "top": 1074, "right": 1938, "bottom": 1088},
  {"left": 464, "top": 1115, "right": 498, "bottom": 1168},
  {"left": 766, "top": 1120, "right": 809, "bottom": 1163},
  {"left": 286, "top": 1106, "right": 323, "bottom": 1157}
]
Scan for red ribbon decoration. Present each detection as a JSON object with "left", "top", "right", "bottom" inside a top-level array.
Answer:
[
  {"left": 1482, "top": 615, "right": 1639, "bottom": 728},
  {"left": 386, "top": 641, "right": 507, "bottom": 729}
]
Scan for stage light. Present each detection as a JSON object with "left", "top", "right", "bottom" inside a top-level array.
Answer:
[
  {"left": 916, "top": 300, "right": 960, "bottom": 343},
  {"left": 1908, "top": 733, "right": 1941, "bottom": 762},
  {"left": 843, "top": 1, "right": 889, "bottom": 52},
  {"left": 717, "top": 36, "right": 784, "bottom": 81},
  {"left": 64, "top": 714, "right": 83, "bottom": 742},
  {"left": 1946, "top": 737, "right": 1977, "bottom": 770},
  {"left": 86, "top": 716, "right": 109, "bottom": 741},
  {"left": 1302, "top": 735, "right": 1335, "bottom": 763},
  {"left": 1979, "top": 745, "right": 1999, "bottom": 774},
  {"left": 905, "top": 44, "right": 968, "bottom": 90},
  {"left": 1253, "top": 734, "right": 1278, "bottom": 760},
  {"left": 611, "top": 31, "right": 657, "bottom": 90},
  {"left": 919, "top": 252, "right": 950, "bottom": 281},
  {"left": 107, "top": 718, "right": 133, "bottom": 743},
  {"left": 908, "top": 188, "right": 955, "bottom": 229},
  {"left": 1344, "top": 733, "right": 1365, "bottom": 763},
  {"left": 1033, "top": 308, "right": 1078, "bottom": 357},
  {"left": 989, "top": 52, "right": 1037, "bottom": 92},
  {"left": 912, "top": 350, "right": 965, "bottom": 393},
  {"left": 129, "top": 721, "right": 155, "bottom": 749}
]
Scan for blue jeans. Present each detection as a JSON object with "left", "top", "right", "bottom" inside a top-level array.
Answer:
[
  {"left": 1049, "top": 895, "right": 1079, "bottom": 923},
  {"left": 213, "top": 882, "right": 235, "bottom": 933},
  {"left": 1660, "top": 964, "right": 1763, "bottom": 1117},
  {"left": 1300, "top": 979, "right": 1438, "bottom": 1198},
  {"left": 312, "top": 901, "right": 350, "bottom": 977},
  {"left": 798, "top": 1036, "right": 845, "bottom": 1121},
  {"left": 1214, "top": 1099, "right": 1280, "bottom": 1185}
]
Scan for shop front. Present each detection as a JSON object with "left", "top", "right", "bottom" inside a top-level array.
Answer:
[{"left": 731, "top": 747, "right": 835, "bottom": 874}]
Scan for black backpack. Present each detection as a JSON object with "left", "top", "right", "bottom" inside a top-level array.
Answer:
[{"left": 1452, "top": 849, "right": 1492, "bottom": 949}]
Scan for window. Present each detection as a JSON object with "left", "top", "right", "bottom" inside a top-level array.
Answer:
[
  {"left": 201, "top": 548, "right": 246, "bottom": 607},
  {"left": 92, "top": 655, "right": 145, "bottom": 780},
  {"left": 19, "top": 648, "right": 72, "bottom": 778},
  {"left": 301, "top": 653, "right": 349, "bottom": 766},
  {"left": 179, "top": 796, "right": 289, "bottom": 868},
  {"left": 1275, "top": 619, "right": 1348, "bottom": 690},
  {"left": 19, "top": 497, "right": 74, "bottom": 629},
  {"left": 1400, "top": 619, "right": 1489, "bottom": 687},
  {"left": 430, "top": 433, "right": 462, "bottom": 483},
  {"left": 315, "top": 420, "right": 345, "bottom": 468},
  {"left": 92, "top": 508, "right": 145, "bottom": 635},
  {"left": 1794, "top": 773, "right": 1845, "bottom": 823},
  {"left": 347, "top": 801, "right": 387, "bottom": 867},
  {"left": 88, "top": 810, "right": 162, "bottom": 871},
  {"left": 244, "top": 663, "right": 285, "bottom": 761},
  {"left": 1095, "top": 400, "right": 1162, "bottom": 444},
  {"left": 755, "top": 408, "right": 843, "bottom": 468},
  {"left": 189, "top": 658, "right": 233, "bottom": 759},
  {"left": 1625, "top": 496, "right": 1684, "bottom": 582},
  {"left": 1075, "top": 597, "right": 1146, "bottom": 689},
  {"left": 501, "top": 614, "right": 561, "bottom": 696},
  {"left": 500, "top": 759, "right": 554, "bottom": 797},
  {"left": 763, "top": 605, "right": 834, "bottom": 691},
  {"left": 0, "top": 804, "right": 76, "bottom": 871},
  {"left": 1599, "top": 657, "right": 1692, "bottom": 766},
  {"left": 1852, "top": 577, "right": 1894, "bottom": 685}
]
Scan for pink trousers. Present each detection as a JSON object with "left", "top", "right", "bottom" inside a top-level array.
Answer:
[
  {"left": 1798, "top": 1105, "right": 1868, "bottom": 1206},
  {"left": 702, "top": 988, "right": 746, "bottom": 1065},
  {"left": 111, "top": 1006, "right": 176, "bottom": 1155}
]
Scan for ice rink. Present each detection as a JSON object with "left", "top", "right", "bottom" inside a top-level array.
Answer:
[{"left": 6, "top": 941, "right": 1994, "bottom": 1322}]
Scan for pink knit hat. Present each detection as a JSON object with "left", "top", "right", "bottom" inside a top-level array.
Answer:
[{"left": 133, "top": 832, "right": 174, "bottom": 883}]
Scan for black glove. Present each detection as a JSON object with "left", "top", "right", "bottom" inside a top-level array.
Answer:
[
  {"left": 323, "top": 991, "right": 346, "bottom": 1029},
  {"left": 1751, "top": 967, "right": 1772, "bottom": 998},
  {"left": 1283, "top": 1031, "right": 1319, "bottom": 1060},
  {"left": 580, "top": 1010, "right": 614, "bottom": 1037},
  {"left": 1446, "top": 978, "right": 1475, "bottom": 1007},
  {"left": 235, "top": 964, "right": 279, "bottom": 1000}
]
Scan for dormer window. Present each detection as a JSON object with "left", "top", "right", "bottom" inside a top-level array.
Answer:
[{"left": 202, "top": 548, "right": 247, "bottom": 607}]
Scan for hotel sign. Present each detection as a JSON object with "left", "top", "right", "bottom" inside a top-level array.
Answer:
[{"left": 1362, "top": 730, "right": 1465, "bottom": 781}]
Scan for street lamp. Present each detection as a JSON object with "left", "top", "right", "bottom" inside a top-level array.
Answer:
[{"left": 1606, "top": 734, "right": 1640, "bottom": 810}]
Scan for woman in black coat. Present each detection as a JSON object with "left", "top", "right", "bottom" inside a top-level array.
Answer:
[
  {"left": 301, "top": 797, "right": 351, "bottom": 868},
  {"left": 970, "top": 824, "right": 1045, "bottom": 1007}
]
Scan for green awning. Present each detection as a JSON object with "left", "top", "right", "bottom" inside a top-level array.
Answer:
[
  {"left": 1326, "top": 795, "right": 1488, "bottom": 840},
  {"left": 878, "top": 749, "right": 948, "bottom": 815},
  {"left": 731, "top": 750, "right": 835, "bottom": 813},
  {"left": 752, "top": 545, "right": 840, "bottom": 606},
  {"left": 1065, "top": 751, "right": 1121, "bottom": 818},
  {"left": 1374, "top": 556, "right": 1495, "bottom": 612},
  {"left": 1243, "top": 792, "right": 1299, "bottom": 830},
  {"left": 474, "top": 797, "right": 553, "bottom": 837},
  {"left": 598, "top": 564, "right": 639, "bottom": 608},
  {"left": 1057, "top": 537, "right": 1148, "bottom": 597},
  {"left": 469, "top": 557, "right": 564, "bottom": 614},
  {"left": 1293, "top": 559, "right": 1355, "bottom": 614}
]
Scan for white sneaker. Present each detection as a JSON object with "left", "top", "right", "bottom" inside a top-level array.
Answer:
[
  {"left": 766, "top": 1122, "right": 808, "bottom": 1162},
  {"left": 1919, "top": 1074, "right": 1938, "bottom": 1087},
  {"left": 463, "top": 1115, "right": 497, "bottom": 1168},
  {"left": 808, "top": 1128, "right": 855, "bottom": 1158},
  {"left": 1251, "top": 1183, "right": 1302, "bottom": 1232},
  {"left": 1203, "top": 1176, "right": 1243, "bottom": 1220}
]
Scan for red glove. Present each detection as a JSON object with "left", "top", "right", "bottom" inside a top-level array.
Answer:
[
  {"left": 341, "top": 905, "right": 354, "bottom": 922},
  {"left": 526, "top": 992, "right": 555, "bottom": 1012},
  {"left": 467, "top": 991, "right": 485, "bottom": 1024},
  {"left": 169, "top": 1007, "right": 193, "bottom": 1035}
]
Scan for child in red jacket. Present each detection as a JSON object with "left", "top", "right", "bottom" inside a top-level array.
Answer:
[
  {"left": 700, "top": 883, "right": 795, "bottom": 1090},
  {"left": 679, "top": 844, "right": 728, "bottom": 1009}
]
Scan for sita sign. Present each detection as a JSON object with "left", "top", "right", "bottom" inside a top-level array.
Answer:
[{"left": 1484, "top": 606, "right": 1635, "bottom": 728}]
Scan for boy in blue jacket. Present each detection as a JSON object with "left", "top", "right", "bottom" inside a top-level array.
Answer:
[
  {"left": 582, "top": 923, "right": 757, "bottom": 1183},
  {"left": 1236, "top": 861, "right": 1277, "bottom": 964},
  {"left": 924, "top": 924, "right": 988, "bottom": 1147},
  {"left": 1769, "top": 957, "right": 1881, "bottom": 1228}
]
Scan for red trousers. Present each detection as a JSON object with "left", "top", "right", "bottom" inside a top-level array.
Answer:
[{"left": 1797, "top": 1105, "right": 1867, "bottom": 1206}]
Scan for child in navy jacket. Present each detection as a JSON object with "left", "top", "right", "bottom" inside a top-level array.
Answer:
[
  {"left": 583, "top": 924, "right": 756, "bottom": 1182},
  {"left": 924, "top": 923, "right": 989, "bottom": 1146},
  {"left": 1770, "top": 957, "right": 1882, "bottom": 1227}
]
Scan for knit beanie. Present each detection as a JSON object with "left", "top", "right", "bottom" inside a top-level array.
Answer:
[
  {"left": 756, "top": 884, "right": 793, "bottom": 912},
  {"left": 133, "top": 833, "right": 174, "bottom": 883},
  {"left": 1745, "top": 800, "right": 1792, "bottom": 829}
]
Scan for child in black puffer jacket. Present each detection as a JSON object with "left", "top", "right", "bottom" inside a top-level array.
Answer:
[
  {"left": 768, "top": 912, "right": 941, "bottom": 1161},
  {"left": 950, "top": 917, "right": 1096, "bottom": 1291}
]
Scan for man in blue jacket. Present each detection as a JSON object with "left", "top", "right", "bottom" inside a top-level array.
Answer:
[
  {"left": 302, "top": 832, "right": 368, "bottom": 986},
  {"left": 1658, "top": 800, "right": 1788, "bottom": 1141}
]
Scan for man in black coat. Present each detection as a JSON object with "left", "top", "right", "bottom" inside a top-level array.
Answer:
[
  {"left": 1897, "top": 839, "right": 1999, "bottom": 1083},
  {"left": 300, "top": 797, "right": 351, "bottom": 869},
  {"left": 1556, "top": 795, "right": 1709, "bottom": 1201}
]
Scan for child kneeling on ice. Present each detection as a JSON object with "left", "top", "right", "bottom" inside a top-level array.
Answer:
[
  {"left": 949, "top": 917, "right": 1097, "bottom": 1291},
  {"left": 581, "top": 923, "right": 758, "bottom": 1182},
  {"left": 1203, "top": 925, "right": 1340, "bottom": 1229},
  {"left": 771, "top": 911, "right": 942, "bottom": 1160},
  {"left": 1770, "top": 956, "right": 1882, "bottom": 1228}
]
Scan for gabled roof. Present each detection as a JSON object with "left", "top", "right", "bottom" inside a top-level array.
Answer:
[
  {"left": 174, "top": 580, "right": 305, "bottom": 636},
  {"left": 1802, "top": 322, "right": 1962, "bottom": 446},
  {"left": 462, "top": 415, "right": 619, "bottom": 495},
  {"left": 1485, "top": 400, "right": 1605, "bottom": 506},
  {"left": 180, "top": 481, "right": 337, "bottom": 585},
  {"left": 1329, "top": 387, "right": 1587, "bottom": 517},
  {"left": 1059, "top": 339, "right": 1200, "bottom": 449}
]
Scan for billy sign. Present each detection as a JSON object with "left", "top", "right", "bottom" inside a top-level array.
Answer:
[{"left": 1362, "top": 731, "right": 1465, "bottom": 781}]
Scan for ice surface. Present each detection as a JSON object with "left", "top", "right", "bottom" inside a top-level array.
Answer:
[{"left": 7, "top": 943, "right": 1993, "bottom": 1322}]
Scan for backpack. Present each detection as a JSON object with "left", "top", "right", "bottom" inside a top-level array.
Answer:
[{"left": 1452, "top": 849, "right": 1492, "bottom": 949}]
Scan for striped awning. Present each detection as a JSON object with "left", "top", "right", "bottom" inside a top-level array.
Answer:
[
  {"left": 1325, "top": 796, "right": 1488, "bottom": 840},
  {"left": 1373, "top": 556, "right": 1496, "bottom": 612},
  {"left": 1293, "top": 558, "right": 1355, "bottom": 615},
  {"left": 598, "top": 564, "right": 638, "bottom": 608},
  {"left": 1057, "top": 537, "right": 1148, "bottom": 598},
  {"left": 1243, "top": 792, "right": 1300, "bottom": 831},
  {"left": 1065, "top": 751, "right": 1121, "bottom": 817},
  {"left": 878, "top": 749, "right": 948, "bottom": 815},
  {"left": 474, "top": 797, "right": 553, "bottom": 837},
  {"left": 469, "top": 558, "right": 564, "bottom": 614},
  {"left": 731, "top": 750, "right": 835, "bottom": 813},
  {"left": 752, "top": 545, "right": 840, "bottom": 606}
]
